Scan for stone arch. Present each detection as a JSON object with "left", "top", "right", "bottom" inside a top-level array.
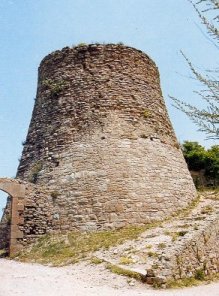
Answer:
[{"left": 0, "top": 178, "right": 25, "bottom": 256}]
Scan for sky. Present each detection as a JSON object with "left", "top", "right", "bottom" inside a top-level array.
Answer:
[{"left": 0, "top": 0, "right": 218, "bottom": 212}]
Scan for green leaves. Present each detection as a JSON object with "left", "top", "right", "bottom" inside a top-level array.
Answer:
[
  {"left": 171, "top": 0, "right": 219, "bottom": 139},
  {"left": 182, "top": 141, "right": 219, "bottom": 186}
]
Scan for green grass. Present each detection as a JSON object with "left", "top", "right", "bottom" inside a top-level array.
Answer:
[
  {"left": 170, "top": 195, "right": 200, "bottom": 219},
  {"left": 198, "top": 188, "right": 219, "bottom": 193},
  {"left": 147, "top": 251, "right": 158, "bottom": 258},
  {"left": 198, "top": 189, "right": 219, "bottom": 200},
  {"left": 166, "top": 272, "right": 219, "bottom": 289},
  {"left": 119, "top": 256, "right": 134, "bottom": 265},
  {"left": 158, "top": 243, "right": 166, "bottom": 249},
  {"left": 145, "top": 244, "right": 152, "bottom": 249},
  {"left": 17, "top": 194, "right": 203, "bottom": 266},
  {"left": 90, "top": 257, "right": 104, "bottom": 264},
  {"left": 106, "top": 263, "right": 144, "bottom": 281},
  {"left": 194, "top": 268, "right": 205, "bottom": 280},
  {"left": 170, "top": 230, "right": 188, "bottom": 242},
  {"left": 0, "top": 249, "right": 7, "bottom": 257},
  {"left": 17, "top": 224, "right": 158, "bottom": 265},
  {"left": 166, "top": 277, "right": 203, "bottom": 288}
]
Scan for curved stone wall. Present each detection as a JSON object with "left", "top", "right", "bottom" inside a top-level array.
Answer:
[{"left": 17, "top": 44, "right": 196, "bottom": 230}]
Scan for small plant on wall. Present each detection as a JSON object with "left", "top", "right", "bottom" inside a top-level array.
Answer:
[
  {"left": 42, "top": 79, "right": 67, "bottom": 98},
  {"left": 6, "top": 214, "right": 11, "bottom": 224},
  {"left": 28, "top": 161, "right": 43, "bottom": 183},
  {"left": 77, "top": 42, "right": 87, "bottom": 47},
  {"left": 142, "top": 109, "right": 152, "bottom": 119},
  {"left": 51, "top": 191, "right": 60, "bottom": 203}
]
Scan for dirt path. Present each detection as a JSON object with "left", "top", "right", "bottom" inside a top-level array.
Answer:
[{"left": 0, "top": 259, "right": 219, "bottom": 296}]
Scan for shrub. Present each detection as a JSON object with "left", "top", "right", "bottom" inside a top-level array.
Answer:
[
  {"left": 43, "top": 79, "right": 67, "bottom": 98},
  {"left": 194, "top": 269, "right": 205, "bottom": 281}
]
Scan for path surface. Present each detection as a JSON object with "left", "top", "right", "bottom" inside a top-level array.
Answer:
[
  {"left": 0, "top": 259, "right": 219, "bottom": 296},
  {"left": 94, "top": 192, "right": 219, "bottom": 280}
]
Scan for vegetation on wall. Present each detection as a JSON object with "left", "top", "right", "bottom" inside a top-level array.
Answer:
[
  {"left": 182, "top": 141, "right": 219, "bottom": 187},
  {"left": 42, "top": 79, "right": 67, "bottom": 98},
  {"left": 28, "top": 161, "right": 43, "bottom": 184}
]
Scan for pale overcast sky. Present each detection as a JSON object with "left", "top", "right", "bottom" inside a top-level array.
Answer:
[{"left": 0, "top": 0, "right": 218, "bottom": 211}]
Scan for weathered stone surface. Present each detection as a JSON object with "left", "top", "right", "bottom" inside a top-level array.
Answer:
[
  {"left": 0, "top": 178, "right": 26, "bottom": 255},
  {"left": 0, "top": 44, "right": 197, "bottom": 257},
  {"left": 94, "top": 193, "right": 219, "bottom": 285},
  {"left": 16, "top": 44, "right": 195, "bottom": 231}
]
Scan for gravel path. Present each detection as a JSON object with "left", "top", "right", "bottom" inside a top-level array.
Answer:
[{"left": 0, "top": 259, "right": 219, "bottom": 296}]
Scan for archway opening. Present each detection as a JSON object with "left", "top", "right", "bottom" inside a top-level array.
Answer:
[
  {"left": 0, "top": 191, "right": 9, "bottom": 219},
  {"left": 0, "top": 190, "right": 11, "bottom": 256}
]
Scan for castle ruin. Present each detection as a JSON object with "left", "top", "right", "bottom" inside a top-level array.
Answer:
[{"left": 0, "top": 44, "right": 197, "bottom": 255}]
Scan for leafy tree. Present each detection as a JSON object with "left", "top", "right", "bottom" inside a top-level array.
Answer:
[
  {"left": 171, "top": 0, "right": 219, "bottom": 139},
  {"left": 205, "top": 145, "right": 219, "bottom": 184},
  {"left": 182, "top": 141, "right": 206, "bottom": 170},
  {"left": 182, "top": 141, "right": 219, "bottom": 187}
]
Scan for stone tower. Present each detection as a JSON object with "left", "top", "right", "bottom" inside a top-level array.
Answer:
[{"left": 16, "top": 44, "right": 196, "bottom": 231}]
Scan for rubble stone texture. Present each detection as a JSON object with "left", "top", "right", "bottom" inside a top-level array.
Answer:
[
  {"left": 0, "top": 44, "right": 198, "bottom": 259},
  {"left": 16, "top": 44, "right": 196, "bottom": 231},
  {"left": 94, "top": 192, "right": 219, "bottom": 285}
]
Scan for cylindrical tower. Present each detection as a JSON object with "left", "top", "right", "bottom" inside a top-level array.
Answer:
[{"left": 17, "top": 44, "right": 196, "bottom": 230}]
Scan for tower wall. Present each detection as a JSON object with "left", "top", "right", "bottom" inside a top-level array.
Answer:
[{"left": 17, "top": 44, "right": 196, "bottom": 231}]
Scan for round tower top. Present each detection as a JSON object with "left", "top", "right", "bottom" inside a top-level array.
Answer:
[
  {"left": 18, "top": 43, "right": 179, "bottom": 185},
  {"left": 39, "top": 43, "right": 157, "bottom": 69}
]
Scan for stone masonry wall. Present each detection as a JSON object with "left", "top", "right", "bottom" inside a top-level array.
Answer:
[
  {"left": 18, "top": 44, "right": 178, "bottom": 179},
  {"left": 93, "top": 193, "right": 219, "bottom": 286},
  {"left": 145, "top": 200, "right": 219, "bottom": 285},
  {"left": 34, "top": 120, "right": 195, "bottom": 231},
  {"left": 0, "top": 178, "right": 57, "bottom": 253},
  {"left": 19, "top": 182, "right": 54, "bottom": 246},
  {"left": 171, "top": 216, "right": 219, "bottom": 279},
  {"left": 15, "top": 44, "right": 196, "bottom": 231}
]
